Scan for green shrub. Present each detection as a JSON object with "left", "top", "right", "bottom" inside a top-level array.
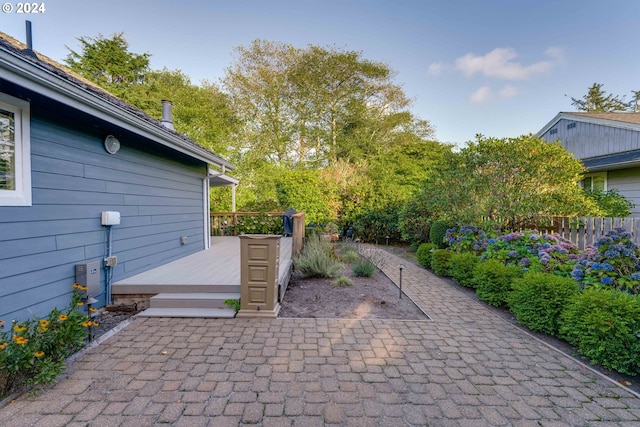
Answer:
[
  {"left": 352, "top": 202, "right": 403, "bottom": 243},
  {"left": 473, "top": 260, "right": 522, "bottom": 307},
  {"left": 353, "top": 258, "right": 376, "bottom": 277},
  {"left": 340, "top": 244, "right": 357, "bottom": 254},
  {"left": 560, "top": 287, "right": 640, "bottom": 376},
  {"left": 431, "top": 249, "right": 453, "bottom": 276},
  {"left": 224, "top": 299, "right": 241, "bottom": 313},
  {"left": 450, "top": 252, "right": 480, "bottom": 287},
  {"left": 429, "top": 220, "right": 452, "bottom": 249},
  {"left": 332, "top": 276, "right": 354, "bottom": 288},
  {"left": 293, "top": 235, "right": 343, "bottom": 278},
  {"left": 508, "top": 272, "right": 579, "bottom": 335},
  {"left": 0, "top": 286, "right": 89, "bottom": 397},
  {"left": 416, "top": 243, "right": 436, "bottom": 268},
  {"left": 227, "top": 212, "right": 284, "bottom": 235}
]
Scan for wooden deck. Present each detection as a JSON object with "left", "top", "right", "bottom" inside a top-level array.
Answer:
[{"left": 112, "top": 236, "right": 293, "bottom": 297}]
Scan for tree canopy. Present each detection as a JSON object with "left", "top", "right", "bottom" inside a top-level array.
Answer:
[
  {"left": 403, "top": 134, "right": 597, "bottom": 231},
  {"left": 569, "top": 83, "right": 630, "bottom": 112}
]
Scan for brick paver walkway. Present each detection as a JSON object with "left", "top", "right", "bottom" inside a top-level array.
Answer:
[{"left": 1, "top": 248, "right": 640, "bottom": 426}]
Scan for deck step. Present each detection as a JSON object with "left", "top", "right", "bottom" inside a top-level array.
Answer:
[
  {"left": 150, "top": 292, "right": 240, "bottom": 309},
  {"left": 138, "top": 307, "right": 237, "bottom": 318}
]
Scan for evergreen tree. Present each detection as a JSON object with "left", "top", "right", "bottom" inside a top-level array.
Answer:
[{"left": 570, "top": 83, "right": 628, "bottom": 112}]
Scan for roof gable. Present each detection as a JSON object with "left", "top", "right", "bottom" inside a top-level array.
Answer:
[
  {"left": 537, "top": 112, "right": 640, "bottom": 138},
  {"left": 0, "top": 31, "right": 233, "bottom": 170}
]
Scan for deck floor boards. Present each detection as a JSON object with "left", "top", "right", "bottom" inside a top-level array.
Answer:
[{"left": 113, "top": 236, "right": 292, "bottom": 294}]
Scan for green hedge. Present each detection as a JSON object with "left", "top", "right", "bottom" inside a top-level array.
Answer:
[
  {"left": 450, "top": 252, "right": 480, "bottom": 287},
  {"left": 473, "top": 260, "right": 522, "bottom": 307},
  {"left": 416, "top": 243, "right": 436, "bottom": 268},
  {"left": 560, "top": 287, "right": 640, "bottom": 376},
  {"left": 429, "top": 220, "right": 451, "bottom": 249},
  {"left": 508, "top": 272, "right": 579, "bottom": 335},
  {"left": 431, "top": 249, "right": 453, "bottom": 276}
]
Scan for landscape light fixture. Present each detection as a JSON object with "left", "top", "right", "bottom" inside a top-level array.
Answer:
[{"left": 398, "top": 264, "right": 405, "bottom": 299}]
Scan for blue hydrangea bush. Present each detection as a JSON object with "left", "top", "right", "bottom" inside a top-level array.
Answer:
[{"left": 571, "top": 228, "right": 640, "bottom": 294}]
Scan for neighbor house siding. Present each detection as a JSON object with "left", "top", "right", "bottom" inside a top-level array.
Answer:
[
  {"left": 607, "top": 168, "right": 640, "bottom": 216},
  {"left": 0, "top": 116, "right": 207, "bottom": 322},
  {"left": 541, "top": 119, "right": 640, "bottom": 158}
]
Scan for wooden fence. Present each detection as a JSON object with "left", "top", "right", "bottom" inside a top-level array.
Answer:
[{"left": 543, "top": 217, "right": 640, "bottom": 250}]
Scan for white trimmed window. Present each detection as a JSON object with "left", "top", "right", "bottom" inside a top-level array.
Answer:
[
  {"left": 0, "top": 93, "right": 31, "bottom": 206},
  {"left": 581, "top": 172, "right": 607, "bottom": 192}
]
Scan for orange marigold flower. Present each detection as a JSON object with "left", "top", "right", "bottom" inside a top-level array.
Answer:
[
  {"left": 89, "top": 307, "right": 98, "bottom": 313},
  {"left": 82, "top": 321, "right": 92, "bottom": 327},
  {"left": 59, "top": 314, "right": 68, "bottom": 321},
  {"left": 77, "top": 285, "right": 88, "bottom": 292},
  {"left": 72, "top": 283, "right": 81, "bottom": 289},
  {"left": 39, "top": 319, "right": 49, "bottom": 327},
  {"left": 12, "top": 324, "right": 26, "bottom": 333},
  {"left": 15, "top": 337, "right": 28, "bottom": 345},
  {"left": 34, "top": 351, "right": 45, "bottom": 358},
  {"left": 0, "top": 342, "right": 7, "bottom": 351},
  {"left": 37, "top": 327, "right": 48, "bottom": 333},
  {"left": 92, "top": 321, "right": 99, "bottom": 327},
  {"left": 77, "top": 302, "right": 84, "bottom": 306}
]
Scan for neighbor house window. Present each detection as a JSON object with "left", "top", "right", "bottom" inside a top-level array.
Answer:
[
  {"left": 0, "top": 93, "right": 31, "bottom": 206},
  {"left": 581, "top": 172, "right": 607, "bottom": 192}
]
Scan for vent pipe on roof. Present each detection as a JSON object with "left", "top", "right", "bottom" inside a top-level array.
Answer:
[
  {"left": 22, "top": 21, "right": 38, "bottom": 59},
  {"left": 160, "top": 100, "right": 174, "bottom": 130}
]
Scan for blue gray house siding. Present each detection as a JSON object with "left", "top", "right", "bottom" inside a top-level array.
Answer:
[
  {"left": 538, "top": 116, "right": 640, "bottom": 215},
  {"left": 0, "top": 99, "right": 208, "bottom": 323}
]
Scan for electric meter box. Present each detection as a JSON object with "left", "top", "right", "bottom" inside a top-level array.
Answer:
[
  {"left": 101, "top": 211, "right": 120, "bottom": 226},
  {"left": 75, "top": 261, "right": 101, "bottom": 296}
]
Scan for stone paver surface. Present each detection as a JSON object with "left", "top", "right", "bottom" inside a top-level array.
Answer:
[{"left": 1, "top": 248, "right": 639, "bottom": 426}]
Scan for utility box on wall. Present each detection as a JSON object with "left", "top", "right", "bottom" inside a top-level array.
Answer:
[{"left": 75, "top": 261, "right": 101, "bottom": 296}]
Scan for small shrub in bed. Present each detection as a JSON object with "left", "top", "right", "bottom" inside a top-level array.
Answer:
[
  {"left": 353, "top": 258, "right": 376, "bottom": 277},
  {"left": 416, "top": 243, "right": 435, "bottom": 269},
  {"left": 293, "top": 235, "right": 343, "bottom": 278},
  {"left": 473, "top": 260, "right": 522, "bottom": 307},
  {"left": 508, "top": 272, "right": 579, "bottom": 335},
  {"left": 332, "top": 276, "right": 354, "bottom": 288},
  {"left": 431, "top": 249, "right": 453, "bottom": 276},
  {"left": 560, "top": 287, "right": 640, "bottom": 376},
  {"left": 429, "top": 220, "right": 452, "bottom": 249},
  {"left": 449, "top": 252, "right": 480, "bottom": 287}
]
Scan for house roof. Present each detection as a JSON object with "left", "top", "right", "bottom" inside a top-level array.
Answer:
[
  {"left": 0, "top": 31, "right": 234, "bottom": 171},
  {"left": 536, "top": 111, "right": 640, "bottom": 138}
]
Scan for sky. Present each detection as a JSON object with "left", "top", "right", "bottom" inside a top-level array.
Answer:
[{"left": 2, "top": 0, "right": 639, "bottom": 147}]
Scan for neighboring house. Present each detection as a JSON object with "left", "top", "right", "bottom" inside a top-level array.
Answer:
[
  {"left": 0, "top": 30, "right": 237, "bottom": 322},
  {"left": 537, "top": 112, "right": 640, "bottom": 215}
]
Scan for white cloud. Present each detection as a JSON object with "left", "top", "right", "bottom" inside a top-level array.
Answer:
[
  {"left": 454, "top": 47, "right": 563, "bottom": 81},
  {"left": 427, "top": 62, "right": 446, "bottom": 75},
  {"left": 470, "top": 86, "right": 492, "bottom": 104},
  {"left": 499, "top": 84, "right": 519, "bottom": 98}
]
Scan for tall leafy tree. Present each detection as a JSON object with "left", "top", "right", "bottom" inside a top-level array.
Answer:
[
  {"left": 408, "top": 135, "right": 597, "bottom": 230},
  {"left": 65, "top": 33, "right": 150, "bottom": 103},
  {"left": 570, "top": 83, "right": 628, "bottom": 112}
]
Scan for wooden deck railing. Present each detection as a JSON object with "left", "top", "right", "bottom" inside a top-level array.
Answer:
[
  {"left": 210, "top": 211, "right": 306, "bottom": 255},
  {"left": 210, "top": 211, "right": 285, "bottom": 236}
]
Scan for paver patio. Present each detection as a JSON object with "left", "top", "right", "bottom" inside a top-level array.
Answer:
[{"left": 1, "top": 247, "right": 639, "bottom": 426}]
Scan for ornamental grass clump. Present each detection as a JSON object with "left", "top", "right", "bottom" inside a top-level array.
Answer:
[
  {"left": 294, "top": 235, "right": 343, "bottom": 278},
  {"left": 352, "top": 258, "right": 376, "bottom": 277},
  {"left": 508, "top": 272, "right": 579, "bottom": 336},
  {"left": 572, "top": 228, "right": 640, "bottom": 294},
  {"left": 331, "top": 276, "right": 354, "bottom": 288},
  {"left": 0, "top": 285, "right": 91, "bottom": 397}
]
